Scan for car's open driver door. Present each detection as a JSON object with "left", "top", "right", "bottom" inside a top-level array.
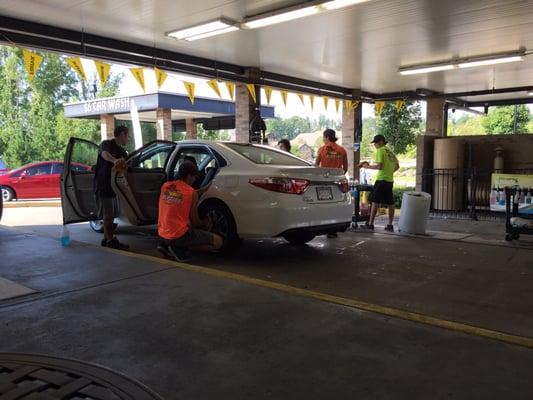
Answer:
[{"left": 61, "top": 138, "right": 99, "bottom": 224}]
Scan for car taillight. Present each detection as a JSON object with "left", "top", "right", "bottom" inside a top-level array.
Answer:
[
  {"left": 249, "top": 177, "right": 310, "bottom": 195},
  {"left": 337, "top": 178, "right": 350, "bottom": 193}
]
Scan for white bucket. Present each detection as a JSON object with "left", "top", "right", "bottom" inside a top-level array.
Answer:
[{"left": 398, "top": 191, "right": 432, "bottom": 235}]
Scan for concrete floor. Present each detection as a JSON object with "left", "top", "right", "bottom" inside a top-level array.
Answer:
[{"left": 1, "top": 206, "right": 533, "bottom": 398}]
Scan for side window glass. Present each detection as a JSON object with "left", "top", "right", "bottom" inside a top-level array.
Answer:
[
  {"left": 172, "top": 148, "right": 212, "bottom": 179},
  {"left": 131, "top": 143, "right": 174, "bottom": 169},
  {"left": 53, "top": 163, "right": 64, "bottom": 174},
  {"left": 26, "top": 164, "right": 52, "bottom": 176}
]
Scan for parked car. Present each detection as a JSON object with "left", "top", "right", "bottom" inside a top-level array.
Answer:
[
  {"left": 61, "top": 138, "right": 352, "bottom": 246},
  {"left": 0, "top": 161, "right": 91, "bottom": 202}
]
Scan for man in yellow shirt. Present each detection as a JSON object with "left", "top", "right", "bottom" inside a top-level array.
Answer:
[{"left": 358, "top": 135, "right": 399, "bottom": 232}]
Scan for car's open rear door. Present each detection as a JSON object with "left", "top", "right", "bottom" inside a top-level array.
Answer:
[
  {"left": 112, "top": 141, "right": 175, "bottom": 226},
  {"left": 61, "top": 138, "right": 99, "bottom": 224}
]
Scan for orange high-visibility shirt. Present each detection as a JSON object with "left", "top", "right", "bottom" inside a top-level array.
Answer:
[
  {"left": 158, "top": 180, "right": 194, "bottom": 240},
  {"left": 318, "top": 143, "right": 347, "bottom": 169}
]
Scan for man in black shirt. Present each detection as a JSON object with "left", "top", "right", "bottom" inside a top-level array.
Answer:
[{"left": 94, "top": 126, "right": 130, "bottom": 250}]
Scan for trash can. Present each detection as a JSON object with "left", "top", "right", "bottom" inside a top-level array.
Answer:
[{"left": 398, "top": 192, "right": 432, "bottom": 235}]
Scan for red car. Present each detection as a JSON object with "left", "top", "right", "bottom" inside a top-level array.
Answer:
[{"left": 0, "top": 161, "right": 91, "bottom": 202}]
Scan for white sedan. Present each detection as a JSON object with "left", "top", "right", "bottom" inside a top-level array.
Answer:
[{"left": 61, "top": 138, "right": 352, "bottom": 246}]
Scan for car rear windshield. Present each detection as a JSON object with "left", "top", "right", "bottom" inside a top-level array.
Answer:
[{"left": 225, "top": 144, "right": 310, "bottom": 166}]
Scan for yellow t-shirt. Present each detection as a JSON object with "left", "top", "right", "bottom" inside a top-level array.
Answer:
[{"left": 375, "top": 146, "right": 398, "bottom": 182}]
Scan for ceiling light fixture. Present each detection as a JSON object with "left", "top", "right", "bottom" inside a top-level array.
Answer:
[
  {"left": 320, "top": 0, "right": 371, "bottom": 11},
  {"left": 528, "top": 91, "right": 533, "bottom": 96},
  {"left": 166, "top": 18, "right": 239, "bottom": 41},
  {"left": 243, "top": 5, "right": 319, "bottom": 29},
  {"left": 399, "top": 51, "right": 526, "bottom": 75}
]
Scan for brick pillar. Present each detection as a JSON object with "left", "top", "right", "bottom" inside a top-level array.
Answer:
[
  {"left": 185, "top": 118, "right": 197, "bottom": 139},
  {"left": 234, "top": 68, "right": 261, "bottom": 143},
  {"left": 156, "top": 108, "right": 172, "bottom": 141},
  {"left": 341, "top": 90, "right": 363, "bottom": 180},
  {"left": 100, "top": 114, "right": 115, "bottom": 141}
]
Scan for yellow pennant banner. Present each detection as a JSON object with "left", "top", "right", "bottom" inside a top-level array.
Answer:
[
  {"left": 183, "top": 81, "right": 195, "bottom": 104},
  {"left": 246, "top": 83, "right": 257, "bottom": 103},
  {"left": 207, "top": 79, "right": 222, "bottom": 98},
  {"left": 352, "top": 100, "right": 360, "bottom": 110},
  {"left": 323, "top": 96, "right": 329, "bottom": 111},
  {"left": 345, "top": 100, "right": 353, "bottom": 112},
  {"left": 375, "top": 101, "right": 385, "bottom": 115},
  {"left": 280, "top": 90, "right": 288, "bottom": 107},
  {"left": 309, "top": 95, "right": 315, "bottom": 110},
  {"left": 94, "top": 60, "right": 111, "bottom": 86},
  {"left": 335, "top": 99, "right": 341, "bottom": 114},
  {"left": 130, "top": 68, "right": 145, "bottom": 92},
  {"left": 264, "top": 86, "right": 273, "bottom": 105},
  {"left": 297, "top": 93, "right": 305, "bottom": 107},
  {"left": 23, "top": 49, "right": 43, "bottom": 81},
  {"left": 225, "top": 82, "right": 235, "bottom": 100},
  {"left": 395, "top": 99, "right": 406, "bottom": 111},
  {"left": 66, "top": 57, "right": 86, "bottom": 81},
  {"left": 154, "top": 68, "right": 168, "bottom": 89}
]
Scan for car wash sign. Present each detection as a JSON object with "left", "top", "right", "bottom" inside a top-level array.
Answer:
[{"left": 82, "top": 97, "right": 131, "bottom": 114}]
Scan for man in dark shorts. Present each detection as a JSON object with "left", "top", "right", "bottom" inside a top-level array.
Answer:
[
  {"left": 157, "top": 161, "right": 223, "bottom": 262},
  {"left": 358, "top": 134, "right": 399, "bottom": 232},
  {"left": 94, "top": 126, "right": 130, "bottom": 250}
]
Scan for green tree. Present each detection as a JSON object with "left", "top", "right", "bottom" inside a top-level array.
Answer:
[
  {"left": 482, "top": 105, "right": 530, "bottom": 134},
  {"left": 376, "top": 101, "right": 422, "bottom": 154},
  {"left": 266, "top": 116, "right": 312, "bottom": 140},
  {"left": 196, "top": 125, "right": 230, "bottom": 141}
]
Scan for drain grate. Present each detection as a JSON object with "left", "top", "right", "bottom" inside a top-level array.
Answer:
[{"left": 0, "top": 353, "right": 163, "bottom": 400}]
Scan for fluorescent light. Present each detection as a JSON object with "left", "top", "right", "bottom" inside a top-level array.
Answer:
[
  {"left": 399, "top": 64, "right": 455, "bottom": 75},
  {"left": 321, "top": 0, "right": 370, "bottom": 11},
  {"left": 458, "top": 55, "right": 524, "bottom": 68},
  {"left": 166, "top": 19, "right": 239, "bottom": 41},
  {"left": 528, "top": 91, "right": 533, "bottom": 96},
  {"left": 243, "top": 6, "right": 319, "bottom": 29}
]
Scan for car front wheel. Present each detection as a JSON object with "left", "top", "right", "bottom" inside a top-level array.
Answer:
[
  {"left": 89, "top": 220, "right": 104, "bottom": 233},
  {"left": 283, "top": 232, "right": 316, "bottom": 245},
  {"left": 1, "top": 187, "right": 15, "bottom": 202}
]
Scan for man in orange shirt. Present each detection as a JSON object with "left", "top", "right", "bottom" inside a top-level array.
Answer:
[
  {"left": 315, "top": 129, "right": 348, "bottom": 173},
  {"left": 157, "top": 161, "right": 223, "bottom": 262},
  {"left": 316, "top": 129, "right": 348, "bottom": 238}
]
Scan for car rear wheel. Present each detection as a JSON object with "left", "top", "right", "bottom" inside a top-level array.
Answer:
[
  {"left": 200, "top": 202, "right": 238, "bottom": 250},
  {"left": 283, "top": 232, "right": 316, "bottom": 245},
  {"left": 1, "top": 187, "right": 14, "bottom": 202},
  {"left": 89, "top": 220, "right": 119, "bottom": 233}
]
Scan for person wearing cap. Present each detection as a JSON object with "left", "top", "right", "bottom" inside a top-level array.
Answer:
[
  {"left": 277, "top": 139, "right": 292, "bottom": 153},
  {"left": 157, "top": 161, "right": 223, "bottom": 262},
  {"left": 315, "top": 129, "right": 348, "bottom": 173},
  {"left": 358, "top": 134, "right": 399, "bottom": 232},
  {"left": 316, "top": 128, "right": 348, "bottom": 238}
]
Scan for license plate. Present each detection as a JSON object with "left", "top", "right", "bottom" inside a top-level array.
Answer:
[{"left": 316, "top": 186, "right": 333, "bottom": 201}]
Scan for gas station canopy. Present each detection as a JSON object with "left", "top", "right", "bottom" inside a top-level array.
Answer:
[{"left": 0, "top": 0, "right": 532, "bottom": 106}]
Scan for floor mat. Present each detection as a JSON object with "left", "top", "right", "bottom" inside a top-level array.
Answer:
[{"left": 0, "top": 277, "right": 35, "bottom": 301}]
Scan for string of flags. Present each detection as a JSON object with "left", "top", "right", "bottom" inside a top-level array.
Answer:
[{"left": 19, "top": 47, "right": 408, "bottom": 114}]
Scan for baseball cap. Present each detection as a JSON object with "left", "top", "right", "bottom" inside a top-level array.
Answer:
[{"left": 371, "top": 134, "right": 387, "bottom": 144}]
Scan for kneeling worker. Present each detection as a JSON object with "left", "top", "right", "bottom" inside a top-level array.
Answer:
[{"left": 157, "top": 161, "right": 223, "bottom": 262}]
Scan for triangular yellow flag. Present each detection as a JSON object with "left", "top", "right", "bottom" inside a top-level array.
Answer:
[
  {"left": 280, "top": 90, "right": 288, "bottom": 107},
  {"left": 395, "top": 99, "right": 405, "bottom": 112},
  {"left": 225, "top": 82, "right": 235, "bottom": 100},
  {"left": 66, "top": 57, "right": 86, "bottom": 81},
  {"left": 94, "top": 60, "right": 111, "bottom": 86},
  {"left": 264, "top": 87, "right": 273, "bottom": 105},
  {"left": 309, "top": 95, "right": 315, "bottom": 110},
  {"left": 130, "top": 68, "right": 145, "bottom": 92},
  {"left": 246, "top": 84, "right": 257, "bottom": 103},
  {"left": 335, "top": 99, "right": 341, "bottom": 114},
  {"left": 183, "top": 81, "right": 195, "bottom": 104},
  {"left": 352, "top": 100, "right": 360, "bottom": 110},
  {"left": 207, "top": 79, "right": 222, "bottom": 98},
  {"left": 375, "top": 101, "right": 385, "bottom": 115},
  {"left": 323, "top": 96, "right": 329, "bottom": 111},
  {"left": 345, "top": 100, "right": 353, "bottom": 112},
  {"left": 22, "top": 49, "right": 43, "bottom": 81},
  {"left": 297, "top": 93, "right": 305, "bottom": 107},
  {"left": 154, "top": 68, "right": 168, "bottom": 89}
]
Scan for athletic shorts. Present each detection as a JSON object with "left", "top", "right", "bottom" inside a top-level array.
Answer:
[
  {"left": 162, "top": 229, "right": 215, "bottom": 248},
  {"left": 96, "top": 194, "right": 117, "bottom": 220},
  {"left": 369, "top": 180, "right": 394, "bottom": 206}
]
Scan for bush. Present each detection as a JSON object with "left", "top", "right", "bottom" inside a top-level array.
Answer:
[{"left": 393, "top": 186, "right": 412, "bottom": 209}]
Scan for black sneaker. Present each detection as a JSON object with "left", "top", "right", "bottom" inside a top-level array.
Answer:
[
  {"left": 167, "top": 246, "right": 191, "bottom": 262},
  {"left": 106, "top": 237, "right": 129, "bottom": 251},
  {"left": 327, "top": 233, "right": 338, "bottom": 238},
  {"left": 101, "top": 239, "right": 107, "bottom": 247},
  {"left": 361, "top": 223, "right": 374, "bottom": 230},
  {"left": 385, "top": 224, "right": 394, "bottom": 232},
  {"left": 157, "top": 243, "right": 173, "bottom": 259}
]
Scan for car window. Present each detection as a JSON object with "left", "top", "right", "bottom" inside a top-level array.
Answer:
[
  {"left": 172, "top": 147, "right": 213, "bottom": 179},
  {"left": 53, "top": 163, "right": 64, "bottom": 174},
  {"left": 226, "top": 144, "right": 310, "bottom": 166},
  {"left": 26, "top": 164, "right": 52, "bottom": 176},
  {"left": 130, "top": 142, "right": 175, "bottom": 169}
]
